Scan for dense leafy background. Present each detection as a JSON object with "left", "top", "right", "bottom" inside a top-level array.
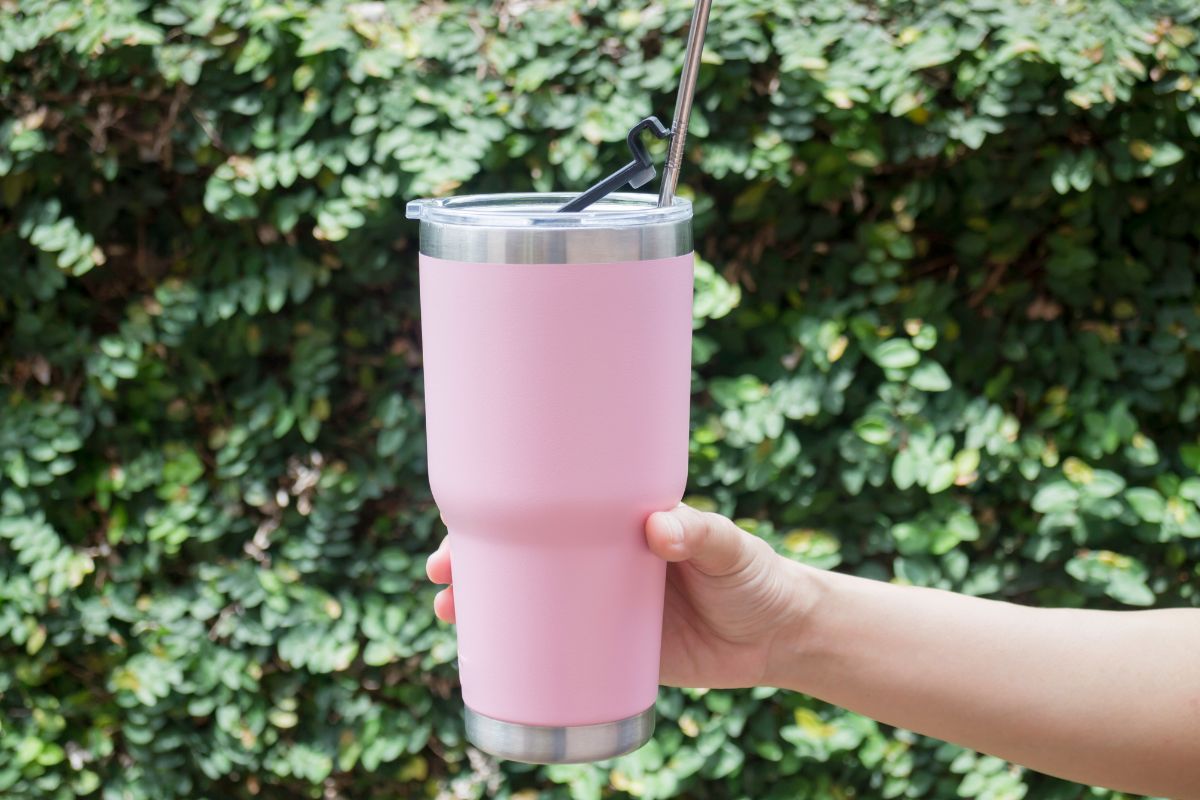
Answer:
[{"left": 2, "top": 0, "right": 1199, "bottom": 797}]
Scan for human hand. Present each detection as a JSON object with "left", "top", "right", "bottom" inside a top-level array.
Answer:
[
  {"left": 429, "top": 508, "right": 1200, "bottom": 798},
  {"left": 425, "top": 504, "right": 809, "bottom": 689}
]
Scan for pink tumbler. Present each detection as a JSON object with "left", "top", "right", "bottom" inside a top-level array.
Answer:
[{"left": 405, "top": 193, "right": 694, "bottom": 763}]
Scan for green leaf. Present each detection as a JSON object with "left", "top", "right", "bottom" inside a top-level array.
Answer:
[
  {"left": 36, "top": 743, "right": 65, "bottom": 766},
  {"left": 892, "top": 449, "right": 917, "bottom": 490},
  {"left": 871, "top": 339, "right": 921, "bottom": 369},
  {"left": 909, "top": 361, "right": 951, "bottom": 392},
  {"left": 1178, "top": 478, "right": 1200, "bottom": 505},
  {"left": 1126, "top": 487, "right": 1165, "bottom": 523},
  {"left": 891, "top": 522, "right": 929, "bottom": 555},
  {"left": 904, "top": 28, "right": 958, "bottom": 69},
  {"left": 692, "top": 256, "right": 741, "bottom": 323},
  {"left": 1066, "top": 551, "right": 1155, "bottom": 606},
  {"left": 926, "top": 462, "right": 956, "bottom": 494},
  {"left": 1108, "top": 573, "right": 1156, "bottom": 606},
  {"left": 1149, "top": 142, "right": 1185, "bottom": 168},
  {"left": 1031, "top": 482, "right": 1078, "bottom": 514},
  {"left": 8, "top": 452, "right": 29, "bottom": 488},
  {"left": 1083, "top": 470, "right": 1126, "bottom": 499},
  {"left": 15, "top": 737, "right": 42, "bottom": 765},
  {"left": 854, "top": 416, "right": 892, "bottom": 446}
]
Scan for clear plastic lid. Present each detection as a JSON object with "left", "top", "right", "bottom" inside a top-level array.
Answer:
[{"left": 405, "top": 192, "right": 692, "bottom": 228}]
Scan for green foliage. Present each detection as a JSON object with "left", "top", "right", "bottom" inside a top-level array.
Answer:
[{"left": 2, "top": 0, "right": 1199, "bottom": 797}]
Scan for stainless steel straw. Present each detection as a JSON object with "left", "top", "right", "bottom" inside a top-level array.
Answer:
[{"left": 658, "top": 0, "right": 713, "bottom": 207}]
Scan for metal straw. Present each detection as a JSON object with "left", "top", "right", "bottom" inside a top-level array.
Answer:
[{"left": 658, "top": 0, "right": 713, "bottom": 207}]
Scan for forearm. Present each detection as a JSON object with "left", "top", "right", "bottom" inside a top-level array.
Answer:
[{"left": 768, "top": 560, "right": 1200, "bottom": 799}]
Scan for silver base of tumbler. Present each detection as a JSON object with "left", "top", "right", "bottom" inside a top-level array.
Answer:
[{"left": 464, "top": 705, "right": 656, "bottom": 764}]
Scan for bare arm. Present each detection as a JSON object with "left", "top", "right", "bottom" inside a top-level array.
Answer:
[{"left": 771, "top": 560, "right": 1200, "bottom": 799}]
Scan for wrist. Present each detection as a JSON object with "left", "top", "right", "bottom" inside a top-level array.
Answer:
[{"left": 762, "top": 557, "right": 838, "bottom": 691}]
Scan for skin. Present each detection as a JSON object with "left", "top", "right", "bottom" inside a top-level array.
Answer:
[{"left": 427, "top": 504, "right": 1200, "bottom": 799}]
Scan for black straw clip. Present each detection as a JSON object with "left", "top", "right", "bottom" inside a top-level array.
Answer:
[{"left": 557, "top": 116, "right": 671, "bottom": 213}]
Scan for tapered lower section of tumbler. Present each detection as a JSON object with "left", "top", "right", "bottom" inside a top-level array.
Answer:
[
  {"left": 451, "top": 513, "right": 666, "bottom": 764},
  {"left": 449, "top": 518, "right": 667, "bottom": 738}
]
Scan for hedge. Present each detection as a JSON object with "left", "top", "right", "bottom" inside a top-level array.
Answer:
[{"left": 2, "top": 0, "right": 1199, "bottom": 798}]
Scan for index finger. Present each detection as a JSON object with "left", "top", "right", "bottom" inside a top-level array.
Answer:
[{"left": 425, "top": 538, "right": 452, "bottom": 585}]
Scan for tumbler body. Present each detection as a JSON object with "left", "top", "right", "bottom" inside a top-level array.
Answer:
[{"left": 408, "top": 193, "right": 693, "bottom": 762}]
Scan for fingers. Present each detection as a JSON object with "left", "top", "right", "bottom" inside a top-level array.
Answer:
[
  {"left": 433, "top": 586, "right": 456, "bottom": 623},
  {"left": 426, "top": 538, "right": 452, "bottom": 584},
  {"left": 427, "top": 539, "right": 456, "bottom": 623},
  {"left": 646, "top": 504, "right": 756, "bottom": 577}
]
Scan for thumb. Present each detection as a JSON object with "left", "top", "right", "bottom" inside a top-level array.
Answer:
[{"left": 646, "top": 504, "right": 756, "bottom": 577}]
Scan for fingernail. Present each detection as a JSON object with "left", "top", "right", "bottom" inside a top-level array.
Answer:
[{"left": 663, "top": 513, "right": 685, "bottom": 547}]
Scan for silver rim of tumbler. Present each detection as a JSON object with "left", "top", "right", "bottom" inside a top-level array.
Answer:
[
  {"left": 464, "top": 705, "right": 656, "bottom": 764},
  {"left": 406, "top": 192, "right": 692, "bottom": 264}
]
